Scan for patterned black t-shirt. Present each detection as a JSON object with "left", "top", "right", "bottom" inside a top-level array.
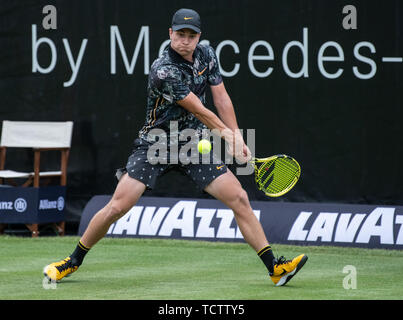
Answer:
[{"left": 139, "top": 43, "right": 223, "bottom": 143}]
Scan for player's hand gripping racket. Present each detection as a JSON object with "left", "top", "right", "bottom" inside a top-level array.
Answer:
[{"left": 250, "top": 154, "right": 301, "bottom": 197}]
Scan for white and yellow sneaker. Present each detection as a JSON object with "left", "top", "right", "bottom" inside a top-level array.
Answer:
[
  {"left": 43, "top": 257, "right": 78, "bottom": 282},
  {"left": 270, "top": 254, "right": 308, "bottom": 286}
]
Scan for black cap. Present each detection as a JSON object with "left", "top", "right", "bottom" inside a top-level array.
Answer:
[{"left": 171, "top": 8, "right": 201, "bottom": 33}]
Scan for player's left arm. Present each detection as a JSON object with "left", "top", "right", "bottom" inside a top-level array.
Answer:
[
  {"left": 210, "top": 82, "right": 239, "bottom": 131},
  {"left": 206, "top": 45, "right": 250, "bottom": 160},
  {"left": 205, "top": 45, "right": 239, "bottom": 131},
  {"left": 211, "top": 83, "right": 251, "bottom": 160}
]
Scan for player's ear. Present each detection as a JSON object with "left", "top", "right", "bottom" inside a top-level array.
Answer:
[{"left": 169, "top": 28, "right": 173, "bottom": 39}]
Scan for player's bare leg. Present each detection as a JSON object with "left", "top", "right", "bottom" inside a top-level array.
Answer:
[
  {"left": 203, "top": 170, "right": 266, "bottom": 251},
  {"left": 80, "top": 173, "right": 146, "bottom": 247},
  {"left": 204, "top": 170, "right": 308, "bottom": 286},
  {"left": 43, "top": 173, "right": 146, "bottom": 282},
  {"left": 204, "top": 170, "right": 268, "bottom": 251}
]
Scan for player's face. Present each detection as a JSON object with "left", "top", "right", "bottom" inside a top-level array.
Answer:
[{"left": 169, "top": 28, "right": 200, "bottom": 61}]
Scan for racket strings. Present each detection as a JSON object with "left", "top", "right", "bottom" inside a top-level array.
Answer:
[{"left": 255, "top": 158, "right": 299, "bottom": 194}]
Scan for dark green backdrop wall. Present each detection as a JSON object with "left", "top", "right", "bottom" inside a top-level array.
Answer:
[{"left": 1, "top": 0, "right": 402, "bottom": 222}]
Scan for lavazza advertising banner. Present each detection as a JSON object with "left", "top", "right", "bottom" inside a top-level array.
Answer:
[{"left": 79, "top": 196, "right": 403, "bottom": 250}]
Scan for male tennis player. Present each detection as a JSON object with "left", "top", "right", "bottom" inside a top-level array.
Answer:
[{"left": 44, "top": 8, "right": 307, "bottom": 287}]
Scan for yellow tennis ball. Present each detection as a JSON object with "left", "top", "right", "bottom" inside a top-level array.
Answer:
[{"left": 197, "top": 139, "right": 211, "bottom": 154}]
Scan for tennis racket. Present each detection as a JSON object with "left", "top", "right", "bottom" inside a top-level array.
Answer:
[{"left": 251, "top": 154, "right": 301, "bottom": 197}]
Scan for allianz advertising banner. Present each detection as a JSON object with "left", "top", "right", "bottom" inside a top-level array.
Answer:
[
  {"left": 0, "top": 186, "right": 66, "bottom": 223},
  {"left": 79, "top": 196, "right": 403, "bottom": 249}
]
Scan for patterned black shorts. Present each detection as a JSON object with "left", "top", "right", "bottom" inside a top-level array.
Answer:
[{"left": 116, "top": 138, "right": 227, "bottom": 190}]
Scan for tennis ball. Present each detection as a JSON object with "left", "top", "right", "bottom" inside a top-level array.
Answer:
[{"left": 197, "top": 139, "right": 211, "bottom": 154}]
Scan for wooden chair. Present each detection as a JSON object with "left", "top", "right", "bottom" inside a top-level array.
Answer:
[{"left": 0, "top": 121, "right": 73, "bottom": 237}]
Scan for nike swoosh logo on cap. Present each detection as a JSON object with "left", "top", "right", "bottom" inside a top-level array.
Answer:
[{"left": 184, "top": 17, "right": 193, "bottom": 20}]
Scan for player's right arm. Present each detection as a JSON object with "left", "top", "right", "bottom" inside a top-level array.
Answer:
[
  {"left": 177, "top": 92, "right": 248, "bottom": 163},
  {"left": 155, "top": 63, "right": 248, "bottom": 163}
]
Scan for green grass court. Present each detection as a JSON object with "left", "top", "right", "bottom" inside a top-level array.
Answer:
[{"left": 1, "top": 235, "right": 403, "bottom": 300}]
